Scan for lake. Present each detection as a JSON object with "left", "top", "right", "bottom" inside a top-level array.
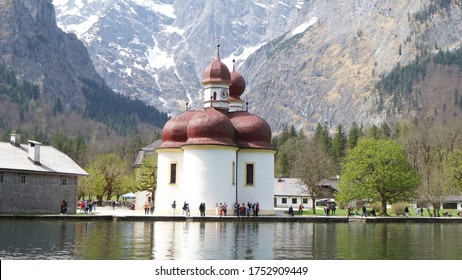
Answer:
[{"left": 0, "top": 219, "right": 461, "bottom": 260}]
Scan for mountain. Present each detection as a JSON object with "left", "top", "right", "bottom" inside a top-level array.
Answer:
[
  {"left": 0, "top": 0, "right": 103, "bottom": 111},
  {"left": 53, "top": 0, "right": 305, "bottom": 115},
  {"left": 51, "top": 0, "right": 462, "bottom": 134},
  {"left": 0, "top": 0, "right": 168, "bottom": 138}
]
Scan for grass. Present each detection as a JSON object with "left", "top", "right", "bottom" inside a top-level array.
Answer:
[{"left": 285, "top": 207, "right": 460, "bottom": 217}]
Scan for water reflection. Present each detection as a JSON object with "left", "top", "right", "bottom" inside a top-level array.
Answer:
[{"left": 0, "top": 220, "right": 461, "bottom": 260}]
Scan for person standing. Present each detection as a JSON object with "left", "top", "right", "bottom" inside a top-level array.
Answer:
[
  {"left": 362, "top": 205, "right": 367, "bottom": 217},
  {"left": 144, "top": 201, "right": 150, "bottom": 214},
  {"left": 219, "top": 203, "right": 223, "bottom": 217},
  {"left": 112, "top": 200, "right": 116, "bottom": 210},
  {"left": 60, "top": 200, "right": 67, "bottom": 215},
  {"left": 289, "top": 205, "right": 294, "bottom": 216},
  {"left": 405, "top": 206, "right": 410, "bottom": 217},
  {"left": 199, "top": 202, "right": 206, "bottom": 217}
]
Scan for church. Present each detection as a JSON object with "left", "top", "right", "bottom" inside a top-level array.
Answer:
[{"left": 154, "top": 46, "right": 276, "bottom": 215}]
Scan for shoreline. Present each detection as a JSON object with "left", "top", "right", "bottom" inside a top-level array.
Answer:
[
  {"left": 1, "top": 214, "right": 461, "bottom": 223},
  {"left": 1, "top": 206, "right": 461, "bottom": 223}
]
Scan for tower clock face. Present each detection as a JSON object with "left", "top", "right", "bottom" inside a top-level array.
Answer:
[{"left": 220, "top": 90, "right": 229, "bottom": 98}]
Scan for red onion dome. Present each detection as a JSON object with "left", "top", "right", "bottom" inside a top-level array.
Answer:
[
  {"left": 185, "top": 107, "right": 236, "bottom": 146},
  {"left": 202, "top": 58, "right": 231, "bottom": 85},
  {"left": 229, "top": 70, "right": 246, "bottom": 97},
  {"left": 160, "top": 111, "right": 198, "bottom": 148},
  {"left": 229, "top": 111, "right": 273, "bottom": 149}
]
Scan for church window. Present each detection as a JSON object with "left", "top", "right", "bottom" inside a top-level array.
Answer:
[
  {"left": 170, "top": 163, "right": 177, "bottom": 184},
  {"left": 292, "top": 198, "right": 297, "bottom": 204},
  {"left": 20, "top": 175, "right": 26, "bottom": 184},
  {"left": 0, "top": 173, "right": 3, "bottom": 183},
  {"left": 245, "top": 163, "right": 254, "bottom": 186},
  {"left": 282, "top": 198, "right": 287, "bottom": 204},
  {"left": 302, "top": 198, "right": 308, "bottom": 204},
  {"left": 62, "top": 178, "right": 67, "bottom": 186}
]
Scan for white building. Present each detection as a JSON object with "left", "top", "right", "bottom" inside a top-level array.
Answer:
[
  {"left": 155, "top": 47, "right": 276, "bottom": 215},
  {"left": 273, "top": 177, "right": 339, "bottom": 209}
]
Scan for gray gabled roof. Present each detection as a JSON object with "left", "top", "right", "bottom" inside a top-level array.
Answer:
[
  {"left": 274, "top": 178, "right": 307, "bottom": 196},
  {"left": 133, "top": 139, "right": 162, "bottom": 167},
  {"left": 0, "top": 142, "right": 88, "bottom": 176},
  {"left": 274, "top": 177, "right": 339, "bottom": 196}
]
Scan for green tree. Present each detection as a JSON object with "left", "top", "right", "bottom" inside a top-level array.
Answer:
[
  {"left": 314, "top": 122, "right": 332, "bottom": 155},
  {"left": 399, "top": 122, "right": 462, "bottom": 216},
  {"left": 135, "top": 153, "right": 158, "bottom": 205},
  {"left": 347, "top": 122, "right": 361, "bottom": 150},
  {"left": 77, "top": 166, "right": 103, "bottom": 199},
  {"left": 380, "top": 122, "right": 391, "bottom": 139},
  {"left": 337, "top": 138, "right": 420, "bottom": 216},
  {"left": 85, "top": 153, "right": 130, "bottom": 201},
  {"left": 277, "top": 153, "right": 290, "bottom": 177},
  {"left": 332, "top": 124, "right": 347, "bottom": 171},
  {"left": 294, "top": 139, "right": 336, "bottom": 214},
  {"left": 289, "top": 125, "right": 297, "bottom": 139},
  {"left": 276, "top": 137, "right": 300, "bottom": 177},
  {"left": 445, "top": 148, "right": 462, "bottom": 191}
]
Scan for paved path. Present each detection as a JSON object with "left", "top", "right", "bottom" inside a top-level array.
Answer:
[{"left": 88, "top": 206, "right": 288, "bottom": 217}]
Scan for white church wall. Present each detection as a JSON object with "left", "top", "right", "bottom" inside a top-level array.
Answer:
[
  {"left": 155, "top": 150, "right": 184, "bottom": 215},
  {"left": 182, "top": 145, "right": 238, "bottom": 216},
  {"left": 237, "top": 150, "right": 275, "bottom": 215}
]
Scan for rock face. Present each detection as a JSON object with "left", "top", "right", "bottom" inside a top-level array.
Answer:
[
  {"left": 241, "top": 1, "right": 462, "bottom": 133},
  {"left": 53, "top": 0, "right": 304, "bottom": 117},
  {"left": 10, "top": 0, "right": 462, "bottom": 134},
  {"left": 0, "top": 0, "right": 105, "bottom": 112}
]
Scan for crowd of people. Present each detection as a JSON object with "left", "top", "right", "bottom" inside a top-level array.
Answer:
[
  {"left": 77, "top": 200, "right": 96, "bottom": 214},
  {"left": 234, "top": 202, "right": 260, "bottom": 217},
  {"left": 323, "top": 203, "right": 337, "bottom": 216},
  {"left": 169, "top": 201, "right": 261, "bottom": 217}
]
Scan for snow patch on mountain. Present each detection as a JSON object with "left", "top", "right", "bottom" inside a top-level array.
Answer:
[
  {"left": 69, "top": 15, "right": 99, "bottom": 37},
  {"left": 147, "top": 37, "right": 175, "bottom": 69},
  {"left": 131, "top": 0, "right": 176, "bottom": 18},
  {"left": 291, "top": 17, "right": 318, "bottom": 36},
  {"left": 162, "top": 25, "right": 184, "bottom": 35},
  {"left": 222, "top": 43, "right": 265, "bottom": 70}
]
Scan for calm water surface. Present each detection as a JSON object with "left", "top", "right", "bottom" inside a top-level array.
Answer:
[{"left": 0, "top": 220, "right": 461, "bottom": 260}]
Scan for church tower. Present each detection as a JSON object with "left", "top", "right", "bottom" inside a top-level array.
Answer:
[{"left": 155, "top": 42, "right": 276, "bottom": 216}]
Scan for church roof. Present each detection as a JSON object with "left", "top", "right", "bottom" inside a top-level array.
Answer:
[
  {"left": 229, "top": 68, "right": 245, "bottom": 98},
  {"left": 201, "top": 58, "right": 231, "bottom": 85},
  {"left": 185, "top": 107, "right": 236, "bottom": 146},
  {"left": 229, "top": 111, "right": 272, "bottom": 149}
]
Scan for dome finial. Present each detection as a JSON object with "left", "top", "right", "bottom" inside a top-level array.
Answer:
[
  {"left": 232, "top": 58, "right": 236, "bottom": 71},
  {"left": 217, "top": 36, "right": 221, "bottom": 59}
]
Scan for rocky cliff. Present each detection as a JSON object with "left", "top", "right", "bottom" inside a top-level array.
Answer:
[
  {"left": 0, "top": 0, "right": 105, "bottom": 112},
  {"left": 53, "top": 0, "right": 462, "bottom": 135},
  {"left": 240, "top": 0, "right": 462, "bottom": 134}
]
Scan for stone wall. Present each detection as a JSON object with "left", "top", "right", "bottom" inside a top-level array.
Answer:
[{"left": 0, "top": 171, "right": 77, "bottom": 214}]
